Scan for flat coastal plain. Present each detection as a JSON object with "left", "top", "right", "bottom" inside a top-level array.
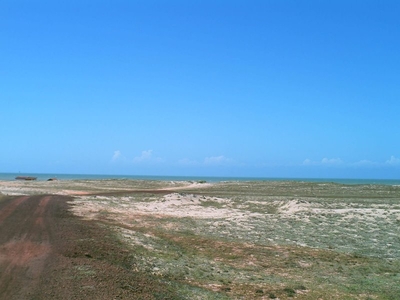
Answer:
[{"left": 0, "top": 179, "right": 399, "bottom": 299}]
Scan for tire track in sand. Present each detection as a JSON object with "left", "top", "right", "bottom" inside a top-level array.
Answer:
[
  {"left": 0, "top": 196, "right": 29, "bottom": 225},
  {"left": 0, "top": 195, "right": 53, "bottom": 299}
]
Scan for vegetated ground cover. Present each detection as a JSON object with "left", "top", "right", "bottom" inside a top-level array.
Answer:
[
  {"left": 2, "top": 179, "right": 400, "bottom": 299},
  {"left": 0, "top": 194, "right": 185, "bottom": 300},
  {"left": 0, "top": 179, "right": 190, "bottom": 196},
  {"left": 69, "top": 180, "right": 400, "bottom": 299}
]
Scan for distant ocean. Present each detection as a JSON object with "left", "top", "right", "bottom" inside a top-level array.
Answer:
[{"left": 1, "top": 173, "right": 400, "bottom": 185}]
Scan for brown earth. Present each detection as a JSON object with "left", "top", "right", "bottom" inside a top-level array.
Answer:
[{"left": 0, "top": 195, "right": 181, "bottom": 300}]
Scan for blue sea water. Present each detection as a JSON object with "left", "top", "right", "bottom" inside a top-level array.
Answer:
[{"left": 1, "top": 172, "right": 400, "bottom": 185}]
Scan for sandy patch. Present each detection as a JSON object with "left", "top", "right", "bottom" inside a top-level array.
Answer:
[
  {"left": 278, "top": 199, "right": 313, "bottom": 214},
  {"left": 57, "top": 190, "right": 91, "bottom": 196},
  {"left": 130, "top": 193, "right": 234, "bottom": 218},
  {"left": 0, "top": 180, "right": 212, "bottom": 198},
  {"left": 70, "top": 192, "right": 263, "bottom": 228},
  {"left": 275, "top": 199, "right": 400, "bottom": 220},
  {"left": 160, "top": 182, "right": 212, "bottom": 190}
]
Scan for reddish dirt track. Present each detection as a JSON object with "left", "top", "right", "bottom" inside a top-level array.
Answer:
[
  {"left": 0, "top": 195, "right": 179, "bottom": 300},
  {"left": 0, "top": 195, "right": 53, "bottom": 299}
]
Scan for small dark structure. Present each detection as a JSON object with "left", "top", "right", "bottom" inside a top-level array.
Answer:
[
  {"left": 47, "top": 178, "right": 58, "bottom": 181},
  {"left": 15, "top": 176, "right": 37, "bottom": 181}
]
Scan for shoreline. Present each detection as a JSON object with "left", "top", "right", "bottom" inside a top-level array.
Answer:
[{"left": 1, "top": 172, "right": 399, "bottom": 185}]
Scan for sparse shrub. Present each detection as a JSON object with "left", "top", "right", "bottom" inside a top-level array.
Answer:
[
  {"left": 283, "top": 287, "right": 296, "bottom": 297},
  {"left": 268, "top": 292, "right": 277, "bottom": 299},
  {"left": 294, "top": 284, "right": 307, "bottom": 290}
]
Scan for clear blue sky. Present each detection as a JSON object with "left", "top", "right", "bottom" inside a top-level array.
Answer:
[{"left": 2, "top": 1, "right": 400, "bottom": 178}]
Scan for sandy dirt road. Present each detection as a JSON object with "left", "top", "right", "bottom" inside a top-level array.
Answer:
[
  {"left": 0, "top": 195, "right": 54, "bottom": 299},
  {"left": 0, "top": 195, "right": 179, "bottom": 300}
]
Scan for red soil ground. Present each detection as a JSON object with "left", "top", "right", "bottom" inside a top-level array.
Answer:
[{"left": 0, "top": 195, "right": 179, "bottom": 299}]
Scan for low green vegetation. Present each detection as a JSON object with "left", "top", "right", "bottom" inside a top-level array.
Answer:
[{"left": 69, "top": 180, "right": 400, "bottom": 299}]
